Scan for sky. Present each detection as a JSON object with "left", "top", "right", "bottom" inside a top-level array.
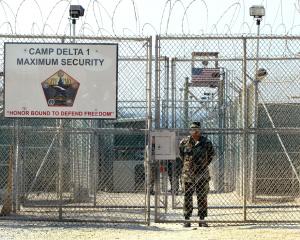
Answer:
[
  {"left": 0, "top": 0, "right": 300, "bottom": 36},
  {"left": 1, "top": 0, "right": 300, "bottom": 112}
]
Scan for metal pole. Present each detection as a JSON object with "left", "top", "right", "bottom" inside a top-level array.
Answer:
[
  {"left": 146, "top": 37, "right": 153, "bottom": 225},
  {"left": 171, "top": 58, "right": 176, "bottom": 128},
  {"left": 154, "top": 35, "right": 160, "bottom": 129},
  {"left": 58, "top": 16, "right": 76, "bottom": 219},
  {"left": 250, "top": 18, "right": 261, "bottom": 202},
  {"left": 183, "top": 77, "right": 189, "bottom": 129},
  {"left": 58, "top": 120, "right": 63, "bottom": 220},
  {"left": 216, "top": 56, "right": 225, "bottom": 193},
  {"left": 93, "top": 131, "right": 98, "bottom": 207},
  {"left": 165, "top": 57, "right": 170, "bottom": 128},
  {"left": 72, "top": 19, "right": 76, "bottom": 43},
  {"left": 254, "top": 19, "right": 261, "bottom": 79},
  {"left": 12, "top": 119, "right": 19, "bottom": 212},
  {"left": 242, "top": 38, "right": 248, "bottom": 221}
]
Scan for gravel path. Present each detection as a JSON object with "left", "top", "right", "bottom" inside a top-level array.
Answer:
[{"left": 0, "top": 221, "right": 299, "bottom": 240}]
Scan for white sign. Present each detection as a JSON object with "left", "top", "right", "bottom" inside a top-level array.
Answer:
[
  {"left": 150, "top": 131, "right": 176, "bottom": 160},
  {"left": 4, "top": 43, "right": 118, "bottom": 119}
]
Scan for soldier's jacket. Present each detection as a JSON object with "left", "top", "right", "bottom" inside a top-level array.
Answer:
[{"left": 179, "top": 135, "right": 215, "bottom": 183}]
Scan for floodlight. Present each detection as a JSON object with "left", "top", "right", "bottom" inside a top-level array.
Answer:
[
  {"left": 249, "top": 5, "right": 265, "bottom": 19},
  {"left": 256, "top": 68, "right": 268, "bottom": 81},
  {"left": 69, "top": 5, "right": 85, "bottom": 19}
]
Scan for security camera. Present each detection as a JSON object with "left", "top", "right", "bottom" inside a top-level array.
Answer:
[
  {"left": 69, "top": 5, "right": 85, "bottom": 19},
  {"left": 249, "top": 5, "right": 265, "bottom": 19}
]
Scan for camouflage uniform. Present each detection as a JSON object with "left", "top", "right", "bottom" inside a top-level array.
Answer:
[{"left": 179, "top": 135, "right": 215, "bottom": 219}]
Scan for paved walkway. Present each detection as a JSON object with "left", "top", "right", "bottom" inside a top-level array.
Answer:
[{"left": 0, "top": 220, "right": 299, "bottom": 240}]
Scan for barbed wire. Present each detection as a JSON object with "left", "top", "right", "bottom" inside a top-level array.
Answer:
[
  {"left": 0, "top": 0, "right": 299, "bottom": 36},
  {"left": 181, "top": 0, "right": 208, "bottom": 35},
  {"left": 0, "top": 0, "right": 299, "bottom": 110}
]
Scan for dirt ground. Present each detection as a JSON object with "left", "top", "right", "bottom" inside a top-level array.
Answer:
[{"left": 0, "top": 220, "right": 299, "bottom": 240}]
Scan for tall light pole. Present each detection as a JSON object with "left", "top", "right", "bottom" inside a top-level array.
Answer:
[
  {"left": 249, "top": 5, "right": 265, "bottom": 202},
  {"left": 66, "top": 5, "right": 85, "bottom": 207},
  {"left": 250, "top": 5, "right": 265, "bottom": 78},
  {"left": 250, "top": 5, "right": 265, "bottom": 121},
  {"left": 250, "top": 5, "right": 265, "bottom": 125}
]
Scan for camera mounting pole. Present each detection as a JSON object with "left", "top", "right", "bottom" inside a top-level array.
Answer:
[
  {"left": 248, "top": 5, "right": 265, "bottom": 203},
  {"left": 69, "top": 5, "right": 85, "bottom": 42}
]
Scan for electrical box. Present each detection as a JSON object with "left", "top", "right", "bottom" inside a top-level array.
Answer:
[{"left": 150, "top": 131, "right": 176, "bottom": 160}]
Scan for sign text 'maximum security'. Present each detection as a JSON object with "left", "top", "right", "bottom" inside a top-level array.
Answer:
[
  {"left": 16, "top": 47, "right": 105, "bottom": 66},
  {"left": 16, "top": 58, "right": 104, "bottom": 66}
]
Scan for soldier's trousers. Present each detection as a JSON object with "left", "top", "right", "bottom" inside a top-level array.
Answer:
[{"left": 183, "top": 180, "right": 210, "bottom": 219}]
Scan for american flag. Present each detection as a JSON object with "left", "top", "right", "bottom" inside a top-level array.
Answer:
[{"left": 191, "top": 67, "right": 220, "bottom": 87}]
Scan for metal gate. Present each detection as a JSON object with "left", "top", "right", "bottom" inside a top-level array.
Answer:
[
  {"left": 1, "top": 34, "right": 300, "bottom": 224},
  {"left": 154, "top": 35, "right": 300, "bottom": 223},
  {"left": 0, "top": 34, "right": 152, "bottom": 223}
]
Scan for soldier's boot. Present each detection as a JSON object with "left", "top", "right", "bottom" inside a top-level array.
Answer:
[
  {"left": 199, "top": 216, "right": 208, "bottom": 227},
  {"left": 183, "top": 216, "right": 191, "bottom": 228}
]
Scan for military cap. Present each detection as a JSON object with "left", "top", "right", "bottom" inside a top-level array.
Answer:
[{"left": 190, "top": 122, "right": 201, "bottom": 129}]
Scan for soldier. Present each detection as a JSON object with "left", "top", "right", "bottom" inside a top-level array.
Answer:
[{"left": 179, "top": 122, "right": 215, "bottom": 227}]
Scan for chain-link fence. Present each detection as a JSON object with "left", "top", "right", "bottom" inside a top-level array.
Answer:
[
  {"left": 1, "top": 34, "right": 300, "bottom": 224},
  {"left": 0, "top": 34, "right": 152, "bottom": 223},
  {"left": 155, "top": 35, "right": 300, "bottom": 224}
]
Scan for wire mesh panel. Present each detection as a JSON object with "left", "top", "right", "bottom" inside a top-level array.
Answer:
[
  {"left": 244, "top": 37, "right": 300, "bottom": 222},
  {"left": 0, "top": 34, "right": 151, "bottom": 223},
  {"left": 0, "top": 117, "right": 14, "bottom": 217},
  {"left": 155, "top": 35, "right": 300, "bottom": 224},
  {"left": 1, "top": 34, "right": 300, "bottom": 224}
]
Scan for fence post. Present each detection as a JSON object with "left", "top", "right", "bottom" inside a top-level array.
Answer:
[
  {"left": 242, "top": 37, "right": 248, "bottom": 222},
  {"left": 12, "top": 119, "right": 20, "bottom": 212},
  {"left": 155, "top": 35, "right": 161, "bottom": 129},
  {"left": 58, "top": 120, "right": 64, "bottom": 220},
  {"left": 146, "top": 36, "right": 153, "bottom": 225}
]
